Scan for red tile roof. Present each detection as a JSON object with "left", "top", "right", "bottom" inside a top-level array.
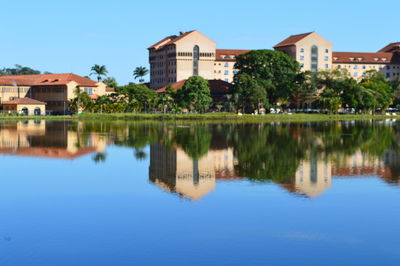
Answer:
[
  {"left": 148, "top": 36, "right": 176, "bottom": 49},
  {"left": 157, "top": 79, "right": 231, "bottom": 94},
  {"left": 378, "top": 42, "right": 400, "bottom": 53},
  {"left": 215, "top": 49, "right": 251, "bottom": 61},
  {"left": 148, "top": 31, "right": 195, "bottom": 50},
  {"left": 0, "top": 147, "right": 97, "bottom": 160},
  {"left": 3, "top": 97, "right": 46, "bottom": 105},
  {"left": 0, "top": 77, "right": 32, "bottom": 86},
  {"left": 332, "top": 52, "right": 400, "bottom": 64},
  {"left": 274, "top": 32, "right": 314, "bottom": 48},
  {"left": 0, "top": 73, "right": 98, "bottom": 87}
]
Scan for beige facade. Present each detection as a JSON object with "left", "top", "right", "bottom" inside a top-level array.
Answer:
[
  {"left": 332, "top": 55, "right": 400, "bottom": 80},
  {"left": 275, "top": 32, "right": 333, "bottom": 72},
  {"left": 148, "top": 31, "right": 249, "bottom": 89},
  {"left": 149, "top": 143, "right": 236, "bottom": 200},
  {"left": 149, "top": 31, "right": 217, "bottom": 90},
  {"left": 150, "top": 31, "right": 399, "bottom": 92},
  {"left": 274, "top": 32, "right": 400, "bottom": 79},
  {"left": 0, "top": 121, "right": 107, "bottom": 159},
  {"left": 0, "top": 86, "right": 31, "bottom": 103},
  {"left": 0, "top": 74, "right": 110, "bottom": 113},
  {"left": 2, "top": 98, "right": 46, "bottom": 115}
]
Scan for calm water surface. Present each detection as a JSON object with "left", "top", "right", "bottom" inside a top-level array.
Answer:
[{"left": 0, "top": 120, "right": 400, "bottom": 266}]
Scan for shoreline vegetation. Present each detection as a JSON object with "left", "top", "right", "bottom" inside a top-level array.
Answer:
[{"left": 0, "top": 113, "right": 397, "bottom": 122}]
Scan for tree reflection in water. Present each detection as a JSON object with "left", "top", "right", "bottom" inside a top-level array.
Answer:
[{"left": 1, "top": 120, "right": 400, "bottom": 199}]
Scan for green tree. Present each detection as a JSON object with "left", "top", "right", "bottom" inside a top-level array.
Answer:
[
  {"left": 231, "top": 73, "right": 267, "bottom": 113},
  {"left": 175, "top": 76, "right": 212, "bottom": 112},
  {"left": 290, "top": 71, "right": 318, "bottom": 109},
  {"left": 103, "top": 77, "right": 118, "bottom": 88},
  {"left": 69, "top": 87, "right": 94, "bottom": 113},
  {"left": 133, "top": 66, "right": 149, "bottom": 83},
  {"left": 234, "top": 50, "right": 300, "bottom": 105},
  {"left": 361, "top": 70, "right": 394, "bottom": 112},
  {"left": 317, "top": 88, "right": 342, "bottom": 113},
  {"left": 90, "top": 64, "right": 108, "bottom": 81},
  {"left": 118, "top": 84, "right": 158, "bottom": 112},
  {"left": 0, "top": 64, "right": 43, "bottom": 75}
]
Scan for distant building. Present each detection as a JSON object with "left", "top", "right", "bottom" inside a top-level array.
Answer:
[
  {"left": 148, "top": 30, "right": 400, "bottom": 91},
  {"left": 149, "top": 143, "right": 236, "bottom": 200},
  {"left": 0, "top": 121, "right": 107, "bottom": 159},
  {"left": 148, "top": 30, "right": 249, "bottom": 90},
  {"left": 0, "top": 73, "right": 114, "bottom": 113},
  {"left": 274, "top": 32, "right": 400, "bottom": 80},
  {"left": 2, "top": 97, "right": 46, "bottom": 116},
  {"left": 156, "top": 79, "right": 231, "bottom": 104},
  {"left": 274, "top": 32, "right": 333, "bottom": 72}
]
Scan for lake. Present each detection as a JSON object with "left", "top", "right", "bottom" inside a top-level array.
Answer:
[{"left": 0, "top": 120, "right": 399, "bottom": 266}]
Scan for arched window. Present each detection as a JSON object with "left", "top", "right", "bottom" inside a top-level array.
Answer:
[
  {"left": 311, "top": 45, "right": 318, "bottom": 72},
  {"left": 34, "top": 107, "right": 41, "bottom": 116},
  {"left": 193, "top": 45, "right": 199, "bottom": 76},
  {"left": 21, "top": 107, "right": 29, "bottom": 116}
]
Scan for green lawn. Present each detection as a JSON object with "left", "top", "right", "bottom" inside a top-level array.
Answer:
[{"left": 0, "top": 112, "right": 397, "bottom": 122}]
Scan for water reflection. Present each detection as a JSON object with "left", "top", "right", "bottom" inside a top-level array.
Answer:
[
  {"left": 146, "top": 122, "right": 400, "bottom": 199},
  {"left": 149, "top": 144, "right": 236, "bottom": 200},
  {"left": 1, "top": 120, "right": 400, "bottom": 199},
  {"left": 0, "top": 120, "right": 107, "bottom": 159}
]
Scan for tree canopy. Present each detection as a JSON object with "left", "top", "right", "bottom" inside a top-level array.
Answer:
[
  {"left": 0, "top": 64, "right": 47, "bottom": 76},
  {"left": 175, "top": 76, "right": 212, "bottom": 112},
  {"left": 90, "top": 64, "right": 108, "bottom": 81},
  {"left": 234, "top": 50, "right": 300, "bottom": 106},
  {"left": 133, "top": 66, "right": 149, "bottom": 83}
]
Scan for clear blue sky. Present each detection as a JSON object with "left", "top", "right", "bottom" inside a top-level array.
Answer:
[{"left": 2, "top": 0, "right": 399, "bottom": 85}]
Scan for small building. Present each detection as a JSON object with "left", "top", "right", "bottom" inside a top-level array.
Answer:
[
  {"left": 0, "top": 73, "right": 110, "bottom": 113},
  {"left": 2, "top": 97, "right": 46, "bottom": 116},
  {"left": 156, "top": 79, "right": 231, "bottom": 104}
]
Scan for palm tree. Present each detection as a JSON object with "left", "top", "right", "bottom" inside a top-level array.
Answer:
[
  {"left": 90, "top": 64, "right": 108, "bottom": 81},
  {"left": 134, "top": 148, "right": 147, "bottom": 161},
  {"left": 103, "top": 77, "right": 118, "bottom": 88},
  {"left": 133, "top": 66, "right": 149, "bottom": 83},
  {"left": 93, "top": 152, "right": 107, "bottom": 163}
]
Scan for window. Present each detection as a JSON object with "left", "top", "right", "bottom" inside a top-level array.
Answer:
[
  {"left": 325, "top": 49, "right": 329, "bottom": 53},
  {"left": 300, "top": 56, "right": 304, "bottom": 60},
  {"left": 84, "top": 87, "right": 93, "bottom": 95},
  {"left": 224, "top": 70, "right": 229, "bottom": 75},
  {"left": 311, "top": 45, "right": 318, "bottom": 72},
  {"left": 34, "top": 107, "right": 41, "bottom": 116},
  {"left": 21, "top": 107, "right": 29, "bottom": 115},
  {"left": 354, "top": 72, "right": 358, "bottom": 77},
  {"left": 224, "top": 78, "right": 229, "bottom": 82},
  {"left": 233, "top": 70, "right": 238, "bottom": 75},
  {"left": 300, "top": 63, "right": 304, "bottom": 67},
  {"left": 386, "top": 73, "right": 390, "bottom": 78},
  {"left": 324, "top": 56, "right": 329, "bottom": 61},
  {"left": 354, "top": 65, "right": 358, "bottom": 69},
  {"left": 325, "top": 64, "right": 329, "bottom": 69},
  {"left": 224, "top": 63, "right": 229, "bottom": 67},
  {"left": 193, "top": 45, "right": 199, "bottom": 76},
  {"left": 300, "top": 48, "right": 304, "bottom": 53}
]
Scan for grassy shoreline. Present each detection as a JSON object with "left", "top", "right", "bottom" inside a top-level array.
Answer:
[{"left": 0, "top": 113, "right": 397, "bottom": 122}]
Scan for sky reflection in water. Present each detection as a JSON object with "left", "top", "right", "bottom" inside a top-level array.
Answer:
[{"left": 0, "top": 120, "right": 399, "bottom": 266}]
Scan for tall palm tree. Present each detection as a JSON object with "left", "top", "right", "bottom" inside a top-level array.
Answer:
[
  {"left": 133, "top": 66, "right": 149, "bottom": 83},
  {"left": 90, "top": 64, "right": 108, "bottom": 81}
]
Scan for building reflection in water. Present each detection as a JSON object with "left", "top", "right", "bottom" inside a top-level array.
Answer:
[
  {"left": 0, "top": 121, "right": 107, "bottom": 160},
  {"left": 149, "top": 143, "right": 399, "bottom": 200},
  {"left": 149, "top": 143, "right": 236, "bottom": 200}
]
